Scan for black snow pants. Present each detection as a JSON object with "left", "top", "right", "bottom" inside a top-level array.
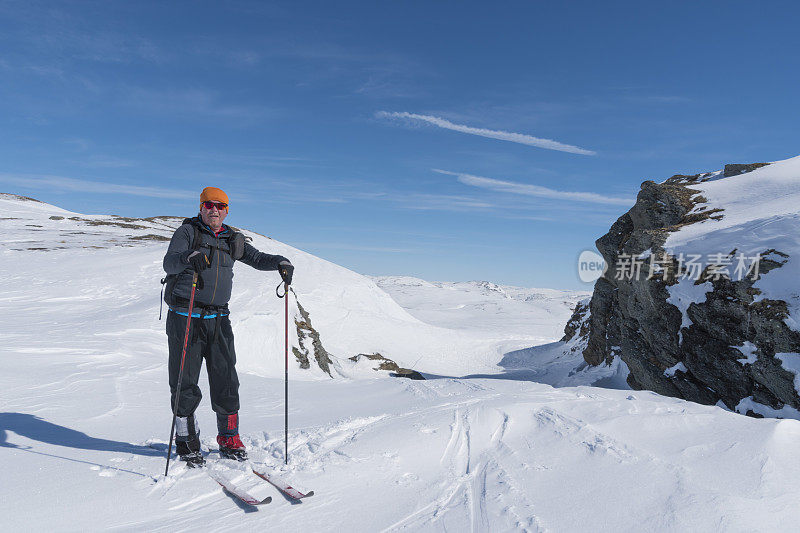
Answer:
[{"left": 167, "top": 309, "right": 240, "bottom": 420}]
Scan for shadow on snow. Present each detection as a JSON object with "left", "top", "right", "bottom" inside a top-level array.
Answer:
[
  {"left": 420, "top": 341, "right": 630, "bottom": 391},
  {"left": 0, "top": 412, "right": 163, "bottom": 456}
]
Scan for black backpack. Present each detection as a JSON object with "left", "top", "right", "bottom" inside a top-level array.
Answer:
[{"left": 159, "top": 219, "right": 245, "bottom": 318}]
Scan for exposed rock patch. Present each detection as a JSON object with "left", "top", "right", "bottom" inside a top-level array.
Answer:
[
  {"left": 349, "top": 352, "right": 425, "bottom": 380},
  {"left": 560, "top": 300, "right": 590, "bottom": 344},
  {"left": 723, "top": 163, "right": 770, "bottom": 177},
  {"left": 68, "top": 217, "right": 149, "bottom": 230},
  {"left": 292, "top": 295, "right": 334, "bottom": 376},
  {"left": 130, "top": 234, "right": 171, "bottom": 242}
]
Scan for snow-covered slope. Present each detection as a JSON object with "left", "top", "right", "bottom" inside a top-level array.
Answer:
[
  {"left": 5, "top": 193, "right": 800, "bottom": 531},
  {"left": 1, "top": 193, "right": 577, "bottom": 378},
  {"left": 5, "top": 360, "right": 800, "bottom": 531}
]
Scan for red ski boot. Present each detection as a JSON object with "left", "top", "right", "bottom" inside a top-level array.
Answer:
[{"left": 217, "top": 434, "right": 247, "bottom": 461}]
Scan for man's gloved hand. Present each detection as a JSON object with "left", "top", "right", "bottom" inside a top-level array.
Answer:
[
  {"left": 187, "top": 251, "right": 209, "bottom": 273},
  {"left": 278, "top": 260, "right": 294, "bottom": 285}
]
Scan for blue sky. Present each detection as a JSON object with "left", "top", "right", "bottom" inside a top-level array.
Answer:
[{"left": 2, "top": 1, "right": 798, "bottom": 289}]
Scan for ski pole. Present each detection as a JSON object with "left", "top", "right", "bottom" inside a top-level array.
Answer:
[
  {"left": 284, "top": 281, "right": 289, "bottom": 465},
  {"left": 275, "top": 279, "right": 290, "bottom": 464},
  {"left": 165, "top": 272, "right": 199, "bottom": 477}
]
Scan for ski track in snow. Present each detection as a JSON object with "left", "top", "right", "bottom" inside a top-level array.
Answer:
[{"left": 5, "top": 360, "right": 800, "bottom": 531}]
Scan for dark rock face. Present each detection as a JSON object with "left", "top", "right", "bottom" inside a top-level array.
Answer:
[
  {"left": 676, "top": 251, "right": 800, "bottom": 411},
  {"left": 564, "top": 162, "right": 800, "bottom": 415}
]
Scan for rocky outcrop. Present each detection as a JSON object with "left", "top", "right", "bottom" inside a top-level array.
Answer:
[
  {"left": 560, "top": 299, "right": 590, "bottom": 344},
  {"left": 566, "top": 162, "right": 800, "bottom": 415},
  {"left": 293, "top": 296, "right": 334, "bottom": 376},
  {"left": 348, "top": 352, "right": 425, "bottom": 380},
  {"left": 723, "top": 163, "right": 769, "bottom": 177}
]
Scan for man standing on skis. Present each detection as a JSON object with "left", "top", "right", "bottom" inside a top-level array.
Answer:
[{"left": 162, "top": 186, "right": 293, "bottom": 466}]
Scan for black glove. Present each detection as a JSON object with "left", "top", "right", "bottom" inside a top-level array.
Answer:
[
  {"left": 187, "top": 251, "right": 209, "bottom": 273},
  {"left": 278, "top": 260, "right": 294, "bottom": 285}
]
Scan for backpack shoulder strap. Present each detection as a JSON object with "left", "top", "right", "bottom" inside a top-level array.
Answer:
[{"left": 191, "top": 224, "right": 203, "bottom": 251}]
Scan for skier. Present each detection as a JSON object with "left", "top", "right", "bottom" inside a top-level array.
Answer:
[{"left": 162, "top": 187, "right": 293, "bottom": 466}]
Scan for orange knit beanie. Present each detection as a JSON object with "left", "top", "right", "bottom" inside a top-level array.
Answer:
[{"left": 200, "top": 187, "right": 229, "bottom": 210}]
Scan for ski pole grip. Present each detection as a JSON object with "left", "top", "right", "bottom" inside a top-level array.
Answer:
[{"left": 276, "top": 280, "right": 287, "bottom": 298}]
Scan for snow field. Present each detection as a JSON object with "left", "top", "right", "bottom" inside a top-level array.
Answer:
[
  {"left": 5, "top": 373, "right": 800, "bottom": 531},
  {"left": 4, "top": 194, "right": 800, "bottom": 530}
]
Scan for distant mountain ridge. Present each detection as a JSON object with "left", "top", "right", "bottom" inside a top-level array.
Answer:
[{"left": 373, "top": 275, "right": 588, "bottom": 341}]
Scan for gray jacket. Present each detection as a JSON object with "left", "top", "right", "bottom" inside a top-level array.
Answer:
[{"left": 163, "top": 216, "right": 288, "bottom": 311}]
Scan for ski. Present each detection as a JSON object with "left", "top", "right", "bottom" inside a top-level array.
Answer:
[
  {"left": 207, "top": 468, "right": 272, "bottom": 506},
  {"left": 251, "top": 467, "right": 314, "bottom": 500}
]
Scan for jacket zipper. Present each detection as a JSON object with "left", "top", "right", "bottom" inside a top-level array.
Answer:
[{"left": 210, "top": 234, "right": 220, "bottom": 303}]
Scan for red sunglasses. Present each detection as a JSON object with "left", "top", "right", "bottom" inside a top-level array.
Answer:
[{"left": 202, "top": 201, "right": 228, "bottom": 210}]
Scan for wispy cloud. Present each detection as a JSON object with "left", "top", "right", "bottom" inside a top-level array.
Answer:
[
  {"left": 291, "top": 242, "right": 418, "bottom": 254},
  {"left": 434, "top": 169, "right": 633, "bottom": 206},
  {"left": 74, "top": 156, "right": 136, "bottom": 169},
  {"left": 500, "top": 214, "right": 557, "bottom": 222},
  {"left": 184, "top": 151, "right": 325, "bottom": 170},
  {"left": 355, "top": 75, "right": 423, "bottom": 99},
  {"left": 376, "top": 112, "right": 596, "bottom": 155},
  {"left": 0, "top": 173, "right": 195, "bottom": 199},
  {"left": 396, "top": 193, "right": 497, "bottom": 212},
  {"left": 121, "top": 87, "right": 274, "bottom": 121},
  {"left": 1, "top": 2, "right": 168, "bottom": 66}
]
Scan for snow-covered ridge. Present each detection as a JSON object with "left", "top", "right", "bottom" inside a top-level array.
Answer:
[
  {"left": 0, "top": 192, "right": 180, "bottom": 250},
  {"left": 1, "top": 194, "right": 580, "bottom": 379}
]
